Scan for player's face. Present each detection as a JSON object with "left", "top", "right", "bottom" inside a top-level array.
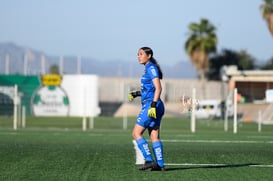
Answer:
[{"left": 138, "top": 49, "right": 151, "bottom": 65}]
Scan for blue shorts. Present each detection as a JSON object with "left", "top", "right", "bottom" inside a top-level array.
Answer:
[{"left": 135, "top": 99, "right": 165, "bottom": 128}]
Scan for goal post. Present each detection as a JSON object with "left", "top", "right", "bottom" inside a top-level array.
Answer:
[
  {"left": 13, "top": 84, "right": 18, "bottom": 130},
  {"left": 12, "top": 85, "right": 26, "bottom": 130},
  {"left": 190, "top": 88, "right": 196, "bottom": 133},
  {"left": 233, "top": 88, "right": 238, "bottom": 134}
]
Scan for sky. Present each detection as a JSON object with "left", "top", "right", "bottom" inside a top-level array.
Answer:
[{"left": 0, "top": 0, "right": 272, "bottom": 66}]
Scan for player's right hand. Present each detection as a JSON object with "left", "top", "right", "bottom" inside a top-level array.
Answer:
[
  {"left": 128, "top": 93, "right": 134, "bottom": 102},
  {"left": 128, "top": 91, "right": 141, "bottom": 102}
]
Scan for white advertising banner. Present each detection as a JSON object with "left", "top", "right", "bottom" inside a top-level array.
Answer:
[
  {"left": 31, "top": 74, "right": 100, "bottom": 117},
  {"left": 61, "top": 75, "right": 101, "bottom": 117},
  {"left": 32, "top": 86, "right": 69, "bottom": 116},
  {"left": 266, "top": 89, "right": 273, "bottom": 103}
]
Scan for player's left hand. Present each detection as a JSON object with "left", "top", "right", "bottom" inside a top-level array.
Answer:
[{"left": 148, "top": 102, "right": 157, "bottom": 119}]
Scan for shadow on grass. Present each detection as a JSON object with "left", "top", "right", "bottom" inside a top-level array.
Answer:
[{"left": 165, "top": 163, "right": 259, "bottom": 171}]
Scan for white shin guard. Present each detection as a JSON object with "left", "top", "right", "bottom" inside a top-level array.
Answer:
[{"left": 132, "top": 140, "right": 145, "bottom": 165}]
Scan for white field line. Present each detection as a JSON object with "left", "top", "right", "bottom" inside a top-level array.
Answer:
[
  {"left": 165, "top": 163, "right": 273, "bottom": 168},
  {"left": 162, "top": 139, "right": 273, "bottom": 144},
  {"left": 247, "top": 136, "right": 273, "bottom": 139}
]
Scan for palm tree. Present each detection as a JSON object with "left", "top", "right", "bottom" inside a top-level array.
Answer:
[
  {"left": 185, "top": 18, "right": 217, "bottom": 99},
  {"left": 260, "top": 0, "right": 273, "bottom": 36}
]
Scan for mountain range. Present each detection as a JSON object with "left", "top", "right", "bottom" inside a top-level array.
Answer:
[{"left": 0, "top": 42, "right": 195, "bottom": 79}]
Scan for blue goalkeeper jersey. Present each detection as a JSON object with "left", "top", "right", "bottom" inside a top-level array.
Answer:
[{"left": 140, "top": 62, "right": 159, "bottom": 102}]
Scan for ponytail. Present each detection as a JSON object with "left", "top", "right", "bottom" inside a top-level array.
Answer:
[{"left": 150, "top": 57, "right": 163, "bottom": 79}]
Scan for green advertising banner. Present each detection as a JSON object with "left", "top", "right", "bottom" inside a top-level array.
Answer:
[{"left": 0, "top": 75, "right": 40, "bottom": 115}]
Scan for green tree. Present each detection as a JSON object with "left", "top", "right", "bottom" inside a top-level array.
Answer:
[
  {"left": 49, "top": 64, "right": 60, "bottom": 74},
  {"left": 185, "top": 18, "right": 217, "bottom": 98},
  {"left": 260, "top": 56, "right": 273, "bottom": 69},
  {"left": 207, "top": 49, "right": 256, "bottom": 80},
  {"left": 237, "top": 50, "right": 256, "bottom": 70},
  {"left": 260, "top": 0, "right": 273, "bottom": 36}
]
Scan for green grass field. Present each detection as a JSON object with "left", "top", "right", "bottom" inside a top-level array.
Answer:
[{"left": 0, "top": 116, "right": 273, "bottom": 180}]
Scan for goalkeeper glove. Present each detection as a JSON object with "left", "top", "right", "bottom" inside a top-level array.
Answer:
[
  {"left": 128, "top": 91, "right": 141, "bottom": 102},
  {"left": 148, "top": 101, "right": 157, "bottom": 119}
]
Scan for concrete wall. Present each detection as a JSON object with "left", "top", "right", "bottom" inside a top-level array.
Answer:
[{"left": 98, "top": 77, "right": 227, "bottom": 103}]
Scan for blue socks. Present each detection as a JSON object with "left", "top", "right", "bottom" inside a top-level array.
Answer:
[
  {"left": 152, "top": 141, "right": 164, "bottom": 168},
  {"left": 136, "top": 138, "right": 165, "bottom": 167},
  {"left": 136, "top": 138, "right": 153, "bottom": 162}
]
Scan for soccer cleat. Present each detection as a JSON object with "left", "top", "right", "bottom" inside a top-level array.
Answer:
[
  {"left": 139, "top": 161, "right": 156, "bottom": 171},
  {"left": 151, "top": 164, "right": 166, "bottom": 171}
]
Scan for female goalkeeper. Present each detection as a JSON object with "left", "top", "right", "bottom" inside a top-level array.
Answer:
[{"left": 129, "top": 47, "right": 165, "bottom": 171}]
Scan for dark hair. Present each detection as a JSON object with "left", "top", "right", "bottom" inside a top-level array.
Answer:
[{"left": 140, "top": 47, "right": 163, "bottom": 79}]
